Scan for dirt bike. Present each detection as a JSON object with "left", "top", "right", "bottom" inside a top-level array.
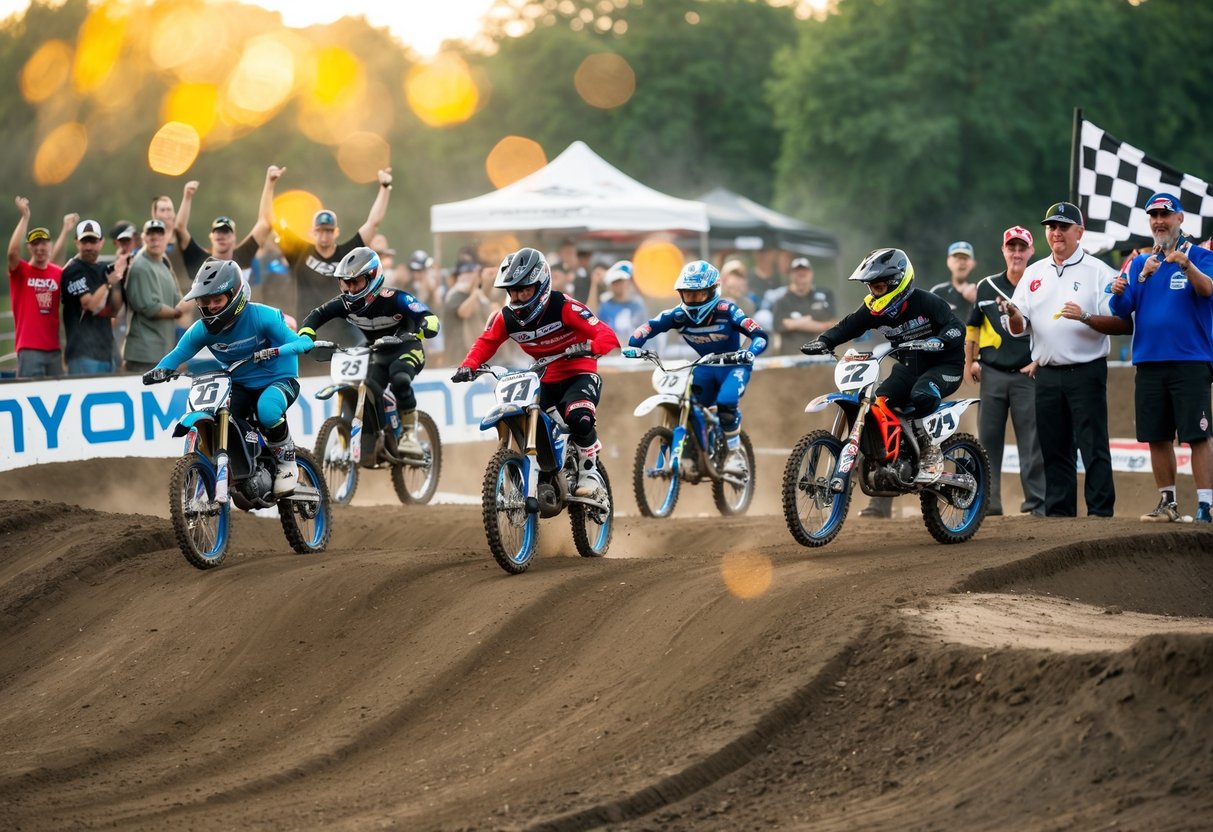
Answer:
[
  {"left": 309, "top": 337, "right": 442, "bottom": 505},
  {"left": 783, "top": 341, "right": 989, "bottom": 547},
  {"left": 461, "top": 351, "right": 613, "bottom": 575},
  {"left": 621, "top": 348, "right": 756, "bottom": 518},
  {"left": 147, "top": 357, "right": 332, "bottom": 570}
]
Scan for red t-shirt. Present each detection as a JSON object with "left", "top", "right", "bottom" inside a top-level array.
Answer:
[{"left": 8, "top": 260, "right": 63, "bottom": 351}]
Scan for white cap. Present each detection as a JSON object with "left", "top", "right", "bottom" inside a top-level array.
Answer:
[{"left": 76, "top": 219, "right": 102, "bottom": 240}]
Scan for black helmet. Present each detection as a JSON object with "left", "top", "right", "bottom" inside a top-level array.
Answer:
[
  {"left": 848, "top": 248, "right": 915, "bottom": 317},
  {"left": 183, "top": 258, "right": 248, "bottom": 333},
  {"left": 334, "top": 246, "right": 384, "bottom": 312},
  {"left": 494, "top": 247, "right": 552, "bottom": 325}
]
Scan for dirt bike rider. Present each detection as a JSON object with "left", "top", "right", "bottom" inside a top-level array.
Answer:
[
  {"left": 298, "top": 246, "right": 439, "bottom": 462},
  {"left": 624, "top": 259, "right": 769, "bottom": 476},
  {"left": 142, "top": 258, "right": 315, "bottom": 495},
  {"left": 800, "top": 248, "right": 965, "bottom": 483},
  {"left": 451, "top": 247, "right": 620, "bottom": 497}
]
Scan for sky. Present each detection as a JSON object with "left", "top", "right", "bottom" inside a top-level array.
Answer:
[{"left": 0, "top": 0, "right": 498, "bottom": 56}]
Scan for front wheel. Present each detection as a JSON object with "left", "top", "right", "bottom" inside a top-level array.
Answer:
[
  {"left": 392, "top": 411, "right": 442, "bottom": 505},
  {"left": 571, "top": 461, "right": 613, "bottom": 558},
  {"left": 633, "top": 426, "right": 680, "bottom": 518},
  {"left": 713, "top": 431, "right": 756, "bottom": 516},
  {"left": 920, "top": 432, "right": 989, "bottom": 544},
  {"left": 279, "top": 448, "right": 332, "bottom": 554},
  {"left": 314, "top": 416, "right": 358, "bottom": 505},
  {"left": 482, "top": 448, "right": 538, "bottom": 574},
  {"left": 781, "top": 430, "right": 851, "bottom": 548},
  {"left": 169, "top": 452, "right": 230, "bottom": 569}
]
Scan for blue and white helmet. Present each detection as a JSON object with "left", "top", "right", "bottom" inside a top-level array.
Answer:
[{"left": 673, "top": 260, "right": 720, "bottom": 324}]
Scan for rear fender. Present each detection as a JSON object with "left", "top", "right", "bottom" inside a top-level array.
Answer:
[{"left": 924, "top": 399, "right": 979, "bottom": 442}]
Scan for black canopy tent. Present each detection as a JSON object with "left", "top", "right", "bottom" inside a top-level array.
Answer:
[{"left": 697, "top": 187, "right": 839, "bottom": 258}]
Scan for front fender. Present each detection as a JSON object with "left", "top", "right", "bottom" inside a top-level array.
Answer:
[
  {"left": 315, "top": 383, "right": 356, "bottom": 401},
  {"left": 805, "top": 392, "right": 861, "bottom": 414},
  {"left": 480, "top": 402, "right": 529, "bottom": 431},
  {"left": 173, "top": 411, "right": 214, "bottom": 438},
  {"left": 634, "top": 394, "right": 681, "bottom": 418}
]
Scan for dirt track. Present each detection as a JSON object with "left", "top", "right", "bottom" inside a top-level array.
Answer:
[{"left": 2, "top": 363, "right": 1213, "bottom": 830}]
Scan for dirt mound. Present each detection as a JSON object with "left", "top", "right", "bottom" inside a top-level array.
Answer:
[{"left": 2, "top": 467, "right": 1212, "bottom": 830}]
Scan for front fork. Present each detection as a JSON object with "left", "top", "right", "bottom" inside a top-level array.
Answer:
[
  {"left": 182, "top": 410, "right": 231, "bottom": 503},
  {"left": 667, "top": 401, "right": 691, "bottom": 473},
  {"left": 830, "top": 400, "right": 870, "bottom": 493},
  {"left": 496, "top": 407, "right": 542, "bottom": 510}
]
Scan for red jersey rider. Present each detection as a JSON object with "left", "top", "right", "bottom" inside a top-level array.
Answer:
[{"left": 452, "top": 248, "right": 620, "bottom": 495}]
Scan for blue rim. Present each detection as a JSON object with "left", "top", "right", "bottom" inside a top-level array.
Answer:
[
  {"left": 803, "top": 439, "right": 846, "bottom": 541},
  {"left": 938, "top": 441, "right": 985, "bottom": 533},
  {"left": 500, "top": 456, "right": 537, "bottom": 565},
  {"left": 189, "top": 460, "right": 229, "bottom": 561},
  {"left": 294, "top": 456, "right": 330, "bottom": 548},
  {"left": 649, "top": 433, "right": 679, "bottom": 516}
]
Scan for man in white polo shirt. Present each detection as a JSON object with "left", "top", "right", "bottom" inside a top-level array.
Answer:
[{"left": 1001, "top": 201, "right": 1130, "bottom": 517}]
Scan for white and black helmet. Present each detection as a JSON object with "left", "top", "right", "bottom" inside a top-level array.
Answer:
[
  {"left": 183, "top": 258, "right": 249, "bottom": 333},
  {"left": 334, "top": 246, "right": 384, "bottom": 312},
  {"left": 494, "top": 247, "right": 552, "bottom": 325}
]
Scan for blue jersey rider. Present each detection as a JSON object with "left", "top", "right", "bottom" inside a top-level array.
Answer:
[
  {"left": 626, "top": 260, "right": 769, "bottom": 476},
  {"left": 801, "top": 248, "right": 966, "bottom": 483},
  {"left": 299, "top": 246, "right": 440, "bottom": 462},
  {"left": 142, "top": 258, "right": 315, "bottom": 495}
]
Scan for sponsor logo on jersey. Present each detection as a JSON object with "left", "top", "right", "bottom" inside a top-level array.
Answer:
[
  {"left": 408, "top": 301, "right": 424, "bottom": 312},
  {"left": 26, "top": 277, "right": 59, "bottom": 290},
  {"left": 1030, "top": 279, "right": 1041, "bottom": 292},
  {"left": 742, "top": 318, "right": 760, "bottom": 333},
  {"left": 66, "top": 277, "right": 90, "bottom": 296}
]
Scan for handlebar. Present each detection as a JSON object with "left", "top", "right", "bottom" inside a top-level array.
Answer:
[
  {"left": 622, "top": 348, "right": 753, "bottom": 372},
  {"left": 458, "top": 347, "right": 608, "bottom": 383},
  {"left": 310, "top": 335, "right": 408, "bottom": 362}
]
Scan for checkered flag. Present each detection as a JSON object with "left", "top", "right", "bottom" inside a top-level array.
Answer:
[{"left": 1077, "top": 118, "right": 1213, "bottom": 250}]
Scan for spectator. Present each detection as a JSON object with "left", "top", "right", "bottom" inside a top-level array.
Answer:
[
  {"left": 50, "top": 211, "right": 77, "bottom": 266},
  {"left": 61, "top": 219, "right": 127, "bottom": 375},
  {"left": 176, "top": 165, "right": 280, "bottom": 279},
  {"left": 1002, "top": 201, "right": 1128, "bottom": 517},
  {"left": 150, "top": 184, "right": 198, "bottom": 290},
  {"left": 123, "top": 219, "right": 187, "bottom": 373},
  {"left": 720, "top": 259, "right": 758, "bottom": 316},
  {"left": 751, "top": 248, "right": 782, "bottom": 299},
  {"left": 556, "top": 237, "right": 591, "bottom": 303},
  {"left": 7, "top": 197, "right": 63, "bottom": 377},
  {"left": 278, "top": 166, "right": 393, "bottom": 341},
  {"left": 441, "top": 261, "right": 490, "bottom": 365},
  {"left": 109, "top": 221, "right": 137, "bottom": 260},
  {"left": 930, "top": 241, "right": 978, "bottom": 323},
  {"left": 964, "top": 226, "right": 1045, "bottom": 516},
  {"left": 1109, "top": 193, "right": 1213, "bottom": 524},
  {"left": 596, "top": 260, "right": 648, "bottom": 343},
  {"left": 771, "top": 257, "right": 837, "bottom": 355}
]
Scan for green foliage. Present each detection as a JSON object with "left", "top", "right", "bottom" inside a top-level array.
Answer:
[{"left": 769, "top": 0, "right": 1208, "bottom": 277}]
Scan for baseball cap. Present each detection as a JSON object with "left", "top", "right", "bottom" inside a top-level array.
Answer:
[
  {"left": 26, "top": 227, "right": 50, "bottom": 244},
  {"left": 789, "top": 256, "right": 814, "bottom": 270},
  {"left": 110, "top": 221, "right": 135, "bottom": 241},
  {"left": 604, "top": 260, "right": 634, "bottom": 285},
  {"left": 946, "top": 241, "right": 974, "bottom": 258},
  {"left": 1144, "top": 192, "right": 1183, "bottom": 214},
  {"left": 721, "top": 258, "right": 747, "bottom": 276},
  {"left": 408, "top": 250, "right": 433, "bottom": 270},
  {"left": 1040, "top": 201, "right": 1083, "bottom": 226},
  {"left": 75, "top": 219, "right": 102, "bottom": 241},
  {"left": 312, "top": 209, "right": 337, "bottom": 228},
  {"left": 1002, "top": 226, "right": 1034, "bottom": 247},
  {"left": 456, "top": 261, "right": 480, "bottom": 275},
  {"left": 210, "top": 216, "right": 235, "bottom": 232},
  {"left": 143, "top": 218, "right": 167, "bottom": 233}
]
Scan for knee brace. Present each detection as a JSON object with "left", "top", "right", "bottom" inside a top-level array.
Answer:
[
  {"left": 389, "top": 368, "right": 417, "bottom": 412},
  {"left": 717, "top": 404, "right": 740, "bottom": 433},
  {"left": 564, "top": 399, "right": 598, "bottom": 446}
]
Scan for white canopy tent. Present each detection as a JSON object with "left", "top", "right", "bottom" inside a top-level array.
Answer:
[{"left": 430, "top": 141, "right": 710, "bottom": 258}]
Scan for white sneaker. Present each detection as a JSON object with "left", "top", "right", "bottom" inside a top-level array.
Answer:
[
  {"left": 722, "top": 446, "right": 747, "bottom": 476},
  {"left": 272, "top": 441, "right": 297, "bottom": 496}
]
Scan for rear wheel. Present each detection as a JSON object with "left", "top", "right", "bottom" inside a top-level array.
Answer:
[
  {"left": 392, "top": 411, "right": 442, "bottom": 504},
  {"left": 921, "top": 432, "right": 989, "bottom": 544},
  {"left": 713, "top": 430, "right": 756, "bottom": 516},
  {"left": 571, "top": 461, "right": 613, "bottom": 558},
  {"left": 169, "top": 452, "right": 230, "bottom": 569},
  {"left": 482, "top": 448, "right": 538, "bottom": 574},
  {"left": 314, "top": 417, "right": 358, "bottom": 505},
  {"left": 279, "top": 448, "right": 332, "bottom": 554},
  {"left": 781, "top": 430, "right": 851, "bottom": 548},
  {"left": 633, "top": 426, "right": 680, "bottom": 518}
]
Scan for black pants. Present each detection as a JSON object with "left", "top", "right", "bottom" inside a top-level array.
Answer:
[{"left": 1034, "top": 358, "right": 1115, "bottom": 517}]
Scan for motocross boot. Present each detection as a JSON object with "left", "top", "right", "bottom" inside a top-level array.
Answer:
[
  {"left": 913, "top": 424, "right": 943, "bottom": 484},
  {"left": 398, "top": 409, "right": 423, "bottom": 457},
  {"left": 270, "top": 439, "right": 297, "bottom": 496},
  {"left": 573, "top": 442, "right": 605, "bottom": 497},
  {"left": 722, "top": 432, "right": 747, "bottom": 476}
]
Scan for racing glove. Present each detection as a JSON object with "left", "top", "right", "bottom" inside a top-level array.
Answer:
[
  {"left": 142, "top": 367, "right": 171, "bottom": 385},
  {"left": 737, "top": 350, "right": 755, "bottom": 364},
  {"left": 564, "top": 341, "right": 593, "bottom": 359},
  {"left": 451, "top": 366, "right": 475, "bottom": 383},
  {"left": 800, "top": 340, "right": 831, "bottom": 356}
]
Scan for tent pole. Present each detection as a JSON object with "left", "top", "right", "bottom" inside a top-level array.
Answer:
[{"left": 699, "top": 230, "right": 709, "bottom": 260}]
